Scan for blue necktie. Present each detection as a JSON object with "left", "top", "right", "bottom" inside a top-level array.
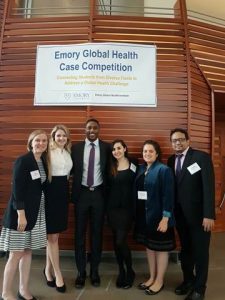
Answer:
[
  {"left": 176, "top": 154, "right": 183, "bottom": 179},
  {"left": 87, "top": 143, "right": 95, "bottom": 187}
]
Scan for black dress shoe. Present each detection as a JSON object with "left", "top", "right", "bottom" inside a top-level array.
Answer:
[
  {"left": 185, "top": 291, "right": 205, "bottom": 300},
  {"left": 175, "top": 281, "right": 194, "bottom": 295},
  {"left": 56, "top": 283, "right": 66, "bottom": 293},
  {"left": 116, "top": 271, "right": 126, "bottom": 288},
  {"left": 43, "top": 268, "right": 55, "bottom": 287},
  {"left": 75, "top": 273, "right": 86, "bottom": 289},
  {"left": 17, "top": 292, "right": 37, "bottom": 300},
  {"left": 137, "top": 282, "right": 151, "bottom": 290},
  {"left": 145, "top": 284, "right": 164, "bottom": 295},
  {"left": 90, "top": 272, "right": 101, "bottom": 287}
]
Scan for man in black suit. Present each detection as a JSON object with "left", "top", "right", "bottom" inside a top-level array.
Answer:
[
  {"left": 71, "top": 118, "right": 110, "bottom": 288},
  {"left": 168, "top": 128, "right": 215, "bottom": 300}
]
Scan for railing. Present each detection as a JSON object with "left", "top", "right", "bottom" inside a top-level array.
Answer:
[
  {"left": 6, "top": 0, "right": 225, "bottom": 28},
  {"left": 187, "top": 10, "right": 225, "bottom": 27}
]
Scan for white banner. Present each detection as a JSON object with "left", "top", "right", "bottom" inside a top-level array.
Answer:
[{"left": 34, "top": 43, "right": 157, "bottom": 107}]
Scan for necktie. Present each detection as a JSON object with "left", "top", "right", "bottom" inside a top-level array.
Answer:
[
  {"left": 87, "top": 143, "right": 95, "bottom": 187},
  {"left": 175, "top": 154, "right": 183, "bottom": 179}
]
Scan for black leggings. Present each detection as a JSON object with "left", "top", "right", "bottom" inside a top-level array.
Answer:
[{"left": 112, "top": 229, "right": 132, "bottom": 272}]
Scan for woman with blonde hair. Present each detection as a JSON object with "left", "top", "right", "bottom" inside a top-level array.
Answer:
[
  {"left": 0, "top": 129, "right": 49, "bottom": 300},
  {"left": 44, "top": 125, "right": 73, "bottom": 293}
]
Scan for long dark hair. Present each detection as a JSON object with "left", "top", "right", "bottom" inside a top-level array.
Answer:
[{"left": 110, "top": 139, "right": 128, "bottom": 176}]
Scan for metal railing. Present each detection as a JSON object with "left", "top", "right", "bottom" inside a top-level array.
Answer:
[
  {"left": 188, "top": 9, "right": 225, "bottom": 27},
  {"left": 7, "top": 0, "right": 225, "bottom": 28}
]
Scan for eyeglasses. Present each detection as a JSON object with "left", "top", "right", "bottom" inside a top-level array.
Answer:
[{"left": 171, "top": 138, "right": 186, "bottom": 144}]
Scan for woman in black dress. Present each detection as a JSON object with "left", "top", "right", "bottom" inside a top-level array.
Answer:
[
  {"left": 134, "top": 140, "right": 175, "bottom": 295},
  {"left": 0, "top": 130, "right": 49, "bottom": 300},
  {"left": 44, "top": 125, "right": 73, "bottom": 293},
  {"left": 107, "top": 139, "right": 137, "bottom": 288}
]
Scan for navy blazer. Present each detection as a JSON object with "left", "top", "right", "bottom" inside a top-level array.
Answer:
[
  {"left": 167, "top": 147, "right": 215, "bottom": 225},
  {"left": 135, "top": 161, "right": 175, "bottom": 229},
  {"left": 2, "top": 151, "right": 48, "bottom": 231},
  {"left": 71, "top": 140, "right": 111, "bottom": 203}
]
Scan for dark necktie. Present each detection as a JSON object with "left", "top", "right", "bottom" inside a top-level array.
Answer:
[
  {"left": 87, "top": 143, "right": 95, "bottom": 187},
  {"left": 175, "top": 154, "right": 183, "bottom": 179}
]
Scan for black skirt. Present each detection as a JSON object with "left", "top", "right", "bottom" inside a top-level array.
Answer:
[
  {"left": 134, "top": 226, "right": 176, "bottom": 252},
  {"left": 45, "top": 176, "right": 69, "bottom": 234}
]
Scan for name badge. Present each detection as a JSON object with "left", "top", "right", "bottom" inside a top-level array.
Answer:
[
  {"left": 187, "top": 162, "right": 201, "bottom": 175},
  {"left": 130, "top": 163, "right": 137, "bottom": 173},
  {"left": 30, "top": 170, "right": 41, "bottom": 180},
  {"left": 138, "top": 191, "right": 147, "bottom": 200}
]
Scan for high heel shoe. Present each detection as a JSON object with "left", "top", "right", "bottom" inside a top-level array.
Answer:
[
  {"left": 17, "top": 291, "right": 37, "bottom": 300},
  {"left": 123, "top": 269, "right": 135, "bottom": 289},
  {"left": 43, "top": 268, "right": 55, "bottom": 287},
  {"left": 56, "top": 283, "right": 66, "bottom": 293},
  {"left": 137, "top": 282, "right": 152, "bottom": 290},
  {"left": 145, "top": 284, "right": 164, "bottom": 295}
]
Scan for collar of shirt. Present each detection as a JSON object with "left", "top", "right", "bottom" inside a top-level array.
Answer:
[
  {"left": 175, "top": 146, "right": 189, "bottom": 168},
  {"left": 85, "top": 138, "right": 99, "bottom": 147}
]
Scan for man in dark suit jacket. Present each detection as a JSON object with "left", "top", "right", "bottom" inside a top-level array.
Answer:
[
  {"left": 71, "top": 118, "right": 110, "bottom": 288},
  {"left": 168, "top": 128, "right": 215, "bottom": 300}
]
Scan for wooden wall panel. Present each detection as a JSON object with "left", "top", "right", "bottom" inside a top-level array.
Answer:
[
  {"left": 189, "top": 57, "right": 211, "bottom": 152},
  {"left": 1, "top": 0, "right": 223, "bottom": 249},
  {"left": 188, "top": 19, "right": 225, "bottom": 92}
]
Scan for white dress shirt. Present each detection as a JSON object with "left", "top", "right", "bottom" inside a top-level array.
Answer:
[
  {"left": 175, "top": 146, "right": 189, "bottom": 170},
  {"left": 50, "top": 147, "right": 73, "bottom": 176},
  {"left": 82, "top": 138, "right": 103, "bottom": 187}
]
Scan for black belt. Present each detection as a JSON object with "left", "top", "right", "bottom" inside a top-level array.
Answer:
[{"left": 81, "top": 185, "right": 103, "bottom": 192}]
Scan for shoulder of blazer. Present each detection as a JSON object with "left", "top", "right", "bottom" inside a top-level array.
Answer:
[
  {"left": 14, "top": 151, "right": 37, "bottom": 168},
  {"left": 99, "top": 139, "right": 110, "bottom": 149}
]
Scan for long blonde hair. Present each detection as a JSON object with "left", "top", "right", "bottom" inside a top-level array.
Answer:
[
  {"left": 27, "top": 129, "right": 50, "bottom": 175},
  {"left": 50, "top": 124, "right": 72, "bottom": 153}
]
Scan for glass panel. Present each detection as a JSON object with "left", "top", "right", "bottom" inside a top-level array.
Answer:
[
  {"left": 12, "top": 0, "right": 90, "bottom": 18},
  {"left": 97, "top": 0, "right": 179, "bottom": 18}
]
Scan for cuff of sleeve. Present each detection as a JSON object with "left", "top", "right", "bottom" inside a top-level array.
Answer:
[{"left": 163, "top": 210, "right": 171, "bottom": 218}]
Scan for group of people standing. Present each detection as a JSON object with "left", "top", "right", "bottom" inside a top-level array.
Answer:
[{"left": 0, "top": 119, "right": 215, "bottom": 300}]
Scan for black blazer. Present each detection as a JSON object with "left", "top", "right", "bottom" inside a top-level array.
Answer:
[
  {"left": 167, "top": 147, "right": 215, "bottom": 225},
  {"left": 2, "top": 151, "right": 48, "bottom": 231},
  {"left": 71, "top": 140, "right": 111, "bottom": 203}
]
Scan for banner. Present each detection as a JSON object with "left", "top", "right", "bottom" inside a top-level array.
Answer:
[{"left": 34, "top": 43, "right": 157, "bottom": 107}]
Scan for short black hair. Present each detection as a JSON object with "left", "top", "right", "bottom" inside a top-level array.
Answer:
[
  {"left": 170, "top": 128, "right": 189, "bottom": 141},
  {"left": 85, "top": 118, "right": 100, "bottom": 127}
]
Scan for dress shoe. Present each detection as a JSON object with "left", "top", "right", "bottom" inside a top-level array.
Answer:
[
  {"left": 145, "top": 284, "right": 164, "bottom": 295},
  {"left": 175, "top": 281, "right": 194, "bottom": 295},
  {"left": 75, "top": 273, "right": 86, "bottom": 289},
  {"left": 185, "top": 291, "right": 205, "bottom": 300},
  {"left": 137, "top": 282, "right": 152, "bottom": 290},
  {"left": 56, "top": 283, "right": 66, "bottom": 293},
  {"left": 43, "top": 268, "right": 55, "bottom": 287},
  {"left": 123, "top": 269, "right": 135, "bottom": 289},
  {"left": 17, "top": 292, "right": 37, "bottom": 300},
  {"left": 90, "top": 272, "right": 101, "bottom": 287},
  {"left": 116, "top": 271, "right": 126, "bottom": 288}
]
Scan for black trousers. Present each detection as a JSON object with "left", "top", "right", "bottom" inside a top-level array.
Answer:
[
  {"left": 74, "top": 187, "right": 105, "bottom": 275},
  {"left": 176, "top": 206, "right": 211, "bottom": 294}
]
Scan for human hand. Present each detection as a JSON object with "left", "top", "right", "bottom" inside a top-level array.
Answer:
[
  {"left": 202, "top": 218, "right": 214, "bottom": 232},
  {"left": 17, "top": 210, "right": 27, "bottom": 232},
  {"left": 157, "top": 217, "right": 168, "bottom": 232}
]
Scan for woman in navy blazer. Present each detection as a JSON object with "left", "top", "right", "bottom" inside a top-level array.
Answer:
[
  {"left": 134, "top": 140, "right": 175, "bottom": 295},
  {"left": 0, "top": 130, "right": 49, "bottom": 300}
]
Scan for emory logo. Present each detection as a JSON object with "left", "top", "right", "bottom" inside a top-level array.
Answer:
[
  {"left": 72, "top": 92, "right": 90, "bottom": 100},
  {"left": 64, "top": 93, "right": 71, "bottom": 100}
]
